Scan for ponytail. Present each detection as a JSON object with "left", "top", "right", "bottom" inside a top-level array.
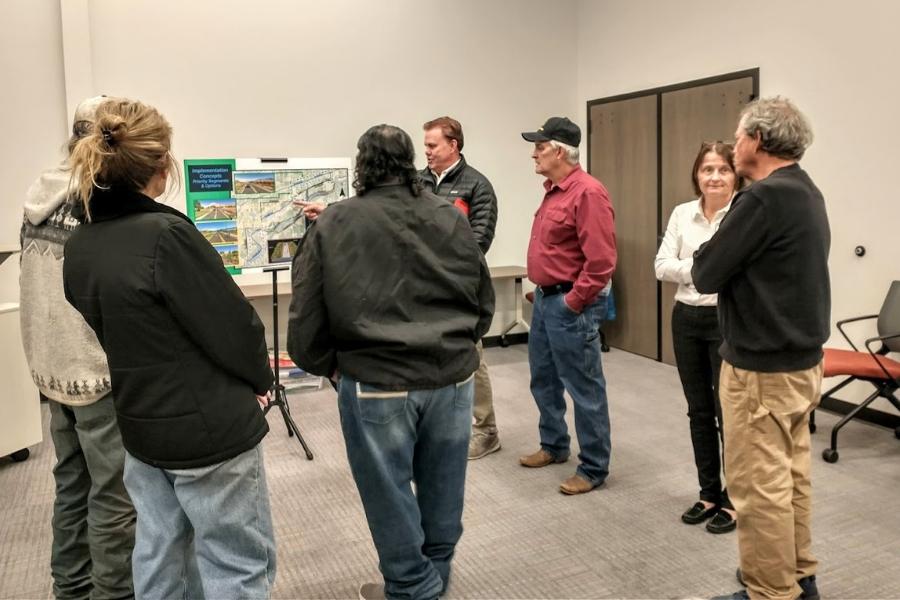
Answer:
[{"left": 68, "top": 99, "right": 176, "bottom": 220}]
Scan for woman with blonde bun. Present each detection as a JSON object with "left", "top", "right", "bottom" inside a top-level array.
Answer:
[{"left": 63, "top": 98, "right": 277, "bottom": 599}]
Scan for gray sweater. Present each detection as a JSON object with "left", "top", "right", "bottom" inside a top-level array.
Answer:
[{"left": 20, "top": 166, "right": 111, "bottom": 405}]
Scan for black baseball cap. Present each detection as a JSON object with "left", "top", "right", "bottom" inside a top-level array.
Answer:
[{"left": 521, "top": 116, "right": 581, "bottom": 147}]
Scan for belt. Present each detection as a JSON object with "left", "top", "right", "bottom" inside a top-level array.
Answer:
[{"left": 538, "top": 282, "right": 574, "bottom": 297}]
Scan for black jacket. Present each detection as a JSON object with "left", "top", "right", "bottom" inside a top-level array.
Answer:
[
  {"left": 419, "top": 155, "right": 497, "bottom": 253},
  {"left": 63, "top": 189, "right": 273, "bottom": 469},
  {"left": 287, "top": 184, "right": 494, "bottom": 390},
  {"left": 692, "top": 164, "right": 831, "bottom": 372}
]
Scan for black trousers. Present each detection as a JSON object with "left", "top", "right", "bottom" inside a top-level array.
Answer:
[{"left": 671, "top": 302, "right": 732, "bottom": 509}]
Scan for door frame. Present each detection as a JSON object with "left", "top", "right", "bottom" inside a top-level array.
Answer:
[{"left": 586, "top": 68, "right": 760, "bottom": 360}]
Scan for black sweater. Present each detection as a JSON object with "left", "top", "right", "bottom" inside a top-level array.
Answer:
[
  {"left": 64, "top": 189, "right": 272, "bottom": 469},
  {"left": 692, "top": 164, "right": 831, "bottom": 372}
]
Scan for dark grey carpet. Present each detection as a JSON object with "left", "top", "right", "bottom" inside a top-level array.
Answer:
[{"left": 1, "top": 347, "right": 898, "bottom": 599}]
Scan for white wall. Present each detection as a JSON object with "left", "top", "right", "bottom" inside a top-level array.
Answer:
[
  {"left": 76, "top": 0, "right": 579, "bottom": 335},
  {"left": 577, "top": 0, "right": 900, "bottom": 408},
  {"left": 0, "top": 0, "right": 68, "bottom": 302}
]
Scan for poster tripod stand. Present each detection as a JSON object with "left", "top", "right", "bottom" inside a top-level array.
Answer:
[{"left": 263, "top": 265, "right": 314, "bottom": 460}]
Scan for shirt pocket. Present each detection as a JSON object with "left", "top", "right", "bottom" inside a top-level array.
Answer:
[{"left": 541, "top": 209, "right": 570, "bottom": 245}]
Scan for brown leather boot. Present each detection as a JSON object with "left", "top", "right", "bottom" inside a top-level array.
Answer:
[
  {"left": 559, "top": 474, "right": 598, "bottom": 495},
  {"left": 518, "top": 449, "right": 568, "bottom": 468}
]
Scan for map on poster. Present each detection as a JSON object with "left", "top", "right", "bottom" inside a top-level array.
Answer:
[{"left": 184, "top": 158, "right": 351, "bottom": 272}]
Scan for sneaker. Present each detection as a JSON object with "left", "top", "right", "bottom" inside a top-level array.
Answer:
[
  {"left": 735, "top": 569, "right": 819, "bottom": 600},
  {"left": 468, "top": 431, "right": 501, "bottom": 460},
  {"left": 358, "top": 582, "right": 385, "bottom": 600}
]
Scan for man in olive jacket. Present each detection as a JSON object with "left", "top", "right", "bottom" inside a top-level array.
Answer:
[{"left": 288, "top": 124, "right": 494, "bottom": 600}]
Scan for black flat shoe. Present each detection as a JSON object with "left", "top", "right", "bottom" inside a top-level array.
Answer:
[
  {"left": 706, "top": 508, "right": 737, "bottom": 533},
  {"left": 681, "top": 501, "right": 718, "bottom": 524}
]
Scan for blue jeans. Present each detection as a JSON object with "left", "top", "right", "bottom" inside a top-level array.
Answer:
[
  {"left": 123, "top": 445, "right": 276, "bottom": 600},
  {"left": 528, "top": 289, "right": 611, "bottom": 485},
  {"left": 338, "top": 375, "right": 474, "bottom": 600}
]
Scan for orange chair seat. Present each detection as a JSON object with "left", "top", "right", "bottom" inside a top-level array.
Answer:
[{"left": 823, "top": 347, "right": 900, "bottom": 379}]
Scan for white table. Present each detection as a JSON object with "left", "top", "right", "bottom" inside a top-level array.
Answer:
[
  {"left": 0, "top": 302, "right": 42, "bottom": 460},
  {"left": 490, "top": 265, "right": 530, "bottom": 345}
]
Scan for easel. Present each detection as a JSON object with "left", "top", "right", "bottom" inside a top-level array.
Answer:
[{"left": 263, "top": 265, "right": 314, "bottom": 460}]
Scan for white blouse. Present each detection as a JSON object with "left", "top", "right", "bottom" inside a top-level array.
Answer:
[{"left": 654, "top": 197, "right": 731, "bottom": 307}]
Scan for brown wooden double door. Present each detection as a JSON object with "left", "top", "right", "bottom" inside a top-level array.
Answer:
[{"left": 587, "top": 71, "right": 757, "bottom": 363}]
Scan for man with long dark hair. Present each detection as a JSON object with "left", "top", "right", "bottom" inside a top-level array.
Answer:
[{"left": 288, "top": 124, "right": 494, "bottom": 600}]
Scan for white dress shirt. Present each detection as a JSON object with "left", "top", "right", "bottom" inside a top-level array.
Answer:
[
  {"left": 654, "top": 197, "right": 731, "bottom": 307},
  {"left": 431, "top": 158, "right": 461, "bottom": 187}
]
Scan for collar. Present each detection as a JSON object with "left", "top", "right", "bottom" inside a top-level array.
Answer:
[
  {"left": 693, "top": 195, "right": 733, "bottom": 223},
  {"left": 543, "top": 164, "right": 583, "bottom": 193},
  {"left": 426, "top": 154, "right": 467, "bottom": 182},
  {"left": 88, "top": 187, "right": 192, "bottom": 224}
]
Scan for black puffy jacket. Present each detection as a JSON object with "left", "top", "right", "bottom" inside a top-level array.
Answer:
[
  {"left": 419, "top": 155, "right": 497, "bottom": 253},
  {"left": 64, "top": 189, "right": 273, "bottom": 469}
]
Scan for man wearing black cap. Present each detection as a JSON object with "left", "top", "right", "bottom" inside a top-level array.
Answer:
[{"left": 519, "top": 116, "right": 617, "bottom": 495}]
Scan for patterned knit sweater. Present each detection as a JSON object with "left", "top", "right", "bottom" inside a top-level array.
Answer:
[{"left": 19, "top": 166, "right": 111, "bottom": 405}]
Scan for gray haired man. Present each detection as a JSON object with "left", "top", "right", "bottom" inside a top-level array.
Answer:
[{"left": 694, "top": 97, "right": 829, "bottom": 600}]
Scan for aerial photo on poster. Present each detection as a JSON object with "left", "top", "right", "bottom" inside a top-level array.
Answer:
[{"left": 235, "top": 168, "right": 349, "bottom": 267}]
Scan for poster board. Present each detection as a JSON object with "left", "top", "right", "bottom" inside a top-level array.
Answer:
[{"left": 183, "top": 157, "right": 351, "bottom": 274}]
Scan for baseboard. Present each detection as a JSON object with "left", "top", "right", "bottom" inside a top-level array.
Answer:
[
  {"left": 818, "top": 396, "right": 900, "bottom": 429},
  {"left": 483, "top": 333, "right": 528, "bottom": 348},
  {"left": 481, "top": 338, "right": 899, "bottom": 429}
]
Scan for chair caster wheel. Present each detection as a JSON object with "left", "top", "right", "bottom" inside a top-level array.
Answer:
[
  {"left": 499, "top": 337, "right": 509, "bottom": 348},
  {"left": 822, "top": 448, "right": 839, "bottom": 463},
  {"left": 10, "top": 448, "right": 30, "bottom": 462}
]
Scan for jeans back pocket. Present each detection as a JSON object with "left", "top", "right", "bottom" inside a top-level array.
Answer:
[{"left": 357, "top": 383, "right": 409, "bottom": 425}]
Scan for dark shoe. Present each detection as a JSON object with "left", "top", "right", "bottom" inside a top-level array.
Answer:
[
  {"left": 358, "top": 582, "right": 385, "bottom": 600},
  {"left": 798, "top": 575, "right": 819, "bottom": 600},
  {"left": 468, "top": 431, "right": 501, "bottom": 460},
  {"left": 710, "top": 590, "right": 749, "bottom": 600},
  {"left": 735, "top": 569, "right": 819, "bottom": 600},
  {"left": 559, "top": 474, "right": 599, "bottom": 495},
  {"left": 519, "top": 449, "right": 567, "bottom": 468},
  {"left": 706, "top": 509, "right": 737, "bottom": 533},
  {"left": 681, "top": 501, "right": 718, "bottom": 524}
]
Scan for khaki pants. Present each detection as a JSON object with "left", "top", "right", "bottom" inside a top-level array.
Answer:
[
  {"left": 473, "top": 340, "right": 496, "bottom": 434},
  {"left": 720, "top": 360, "right": 823, "bottom": 600}
]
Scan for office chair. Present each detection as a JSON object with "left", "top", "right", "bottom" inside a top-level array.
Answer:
[{"left": 817, "top": 280, "right": 900, "bottom": 463}]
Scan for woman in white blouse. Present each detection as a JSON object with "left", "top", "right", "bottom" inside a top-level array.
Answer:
[{"left": 655, "top": 142, "right": 742, "bottom": 534}]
